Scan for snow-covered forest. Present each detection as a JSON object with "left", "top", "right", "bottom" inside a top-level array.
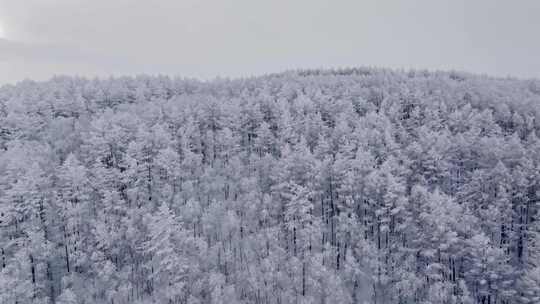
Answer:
[{"left": 1, "top": 68, "right": 540, "bottom": 304}]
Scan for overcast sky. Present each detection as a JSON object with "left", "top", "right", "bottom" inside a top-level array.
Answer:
[{"left": 1, "top": 0, "right": 539, "bottom": 85}]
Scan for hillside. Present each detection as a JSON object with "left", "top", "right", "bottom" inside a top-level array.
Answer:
[{"left": 1, "top": 68, "right": 540, "bottom": 304}]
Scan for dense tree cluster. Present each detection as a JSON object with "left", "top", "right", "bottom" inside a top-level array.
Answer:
[{"left": 1, "top": 68, "right": 540, "bottom": 304}]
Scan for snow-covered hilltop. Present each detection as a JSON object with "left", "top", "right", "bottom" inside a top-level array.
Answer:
[{"left": 1, "top": 68, "right": 540, "bottom": 303}]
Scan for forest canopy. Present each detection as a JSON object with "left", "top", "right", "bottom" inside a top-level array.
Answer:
[{"left": 1, "top": 68, "right": 540, "bottom": 304}]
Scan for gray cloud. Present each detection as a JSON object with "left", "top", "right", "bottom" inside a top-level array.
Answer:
[{"left": 1, "top": 0, "right": 539, "bottom": 85}]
